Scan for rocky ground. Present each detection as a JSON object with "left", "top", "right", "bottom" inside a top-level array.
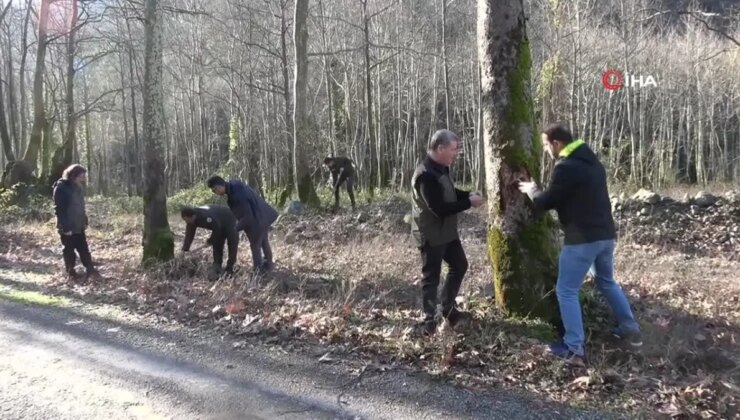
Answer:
[
  {"left": 614, "top": 189, "right": 740, "bottom": 260},
  {"left": 1, "top": 189, "right": 739, "bottom": 419}
]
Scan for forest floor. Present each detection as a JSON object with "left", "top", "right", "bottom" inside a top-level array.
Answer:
[{"left": 1, "top": 188, "right": 739, "bottom": 419}]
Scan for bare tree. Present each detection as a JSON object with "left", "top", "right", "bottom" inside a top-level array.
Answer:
[
  {"left": 293, "top": 0, "right": 320, "bottom": 205},
  {"left": 49, "top": 0, "right": 80, "bottom": 186},
  {"left": 22, "top": 0, "right": 51, "bottom": 172},
  {"left": 141, "top": 0, "right": 174, "bottom": 263}
]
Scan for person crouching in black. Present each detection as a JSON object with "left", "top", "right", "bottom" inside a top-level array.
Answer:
[{"left": 181, "top": 205, "right": 239, "bottom": 277}]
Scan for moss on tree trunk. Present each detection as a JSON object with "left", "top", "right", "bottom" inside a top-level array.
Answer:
[
  {"left": 478, "top": 0, "right": 561, "bottom": 322},
  {"left": 142, "top": 227, "right": 174, "bottom": 266},
  {"left": 140, "top": 0, "right": 174, "bottom": 265}
]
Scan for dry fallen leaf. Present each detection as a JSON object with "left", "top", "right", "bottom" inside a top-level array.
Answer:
[
  {"left": 226, "top": 301, "right": 245, "bottom": 315},
  {"left": 318, "top": 352, "right": 335, "bottom": 363},
  {"left": 571, "top": 376, "right": 591, "bottom": 388}
]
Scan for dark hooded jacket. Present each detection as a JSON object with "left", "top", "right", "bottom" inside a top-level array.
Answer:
[
  {"left": 532, "top": 141, "right": 616, "bottom": 245},
  {"left": 53, "top": 178, "right": 87, "bottom": 234},
  {"left": 224, "top": 179, "right": 278, "bottom": 236}
]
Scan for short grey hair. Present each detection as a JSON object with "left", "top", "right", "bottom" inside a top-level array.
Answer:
[{"left": 428, "top": 129, "right": 460, "bottom": 151}]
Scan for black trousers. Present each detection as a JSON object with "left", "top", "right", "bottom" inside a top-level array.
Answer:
[
  {"left": 60, "top": 232, "right": 94, "bottom": 273},
  {"left": 211, "top": 231, "right": 239, "bottom": 272},
  {"left": 333, "top": 173, "right": 356, "bottom": 208},
  {"left": 419, "top": 239, "right": 468, "bottom": 321}
]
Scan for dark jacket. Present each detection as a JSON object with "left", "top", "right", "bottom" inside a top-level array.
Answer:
[
  {"left": 182, "top": 205, "right": 239, "bottom": 271},
  {"left": 53, "top": 179, "right": 87, "bottom": 234},
  {"left": 411, "top": 157, "right": 471, "bottom": 247},
  {"left": 532, "top": 142, "right": 616, "bottom": 245},
  {"left": 326, "top": 157, "right": 355, "bottom": 182},
  {"left": 182, "top": 205, "right": 237, "bottom": 249},
  {"left": 225, "top": 179, "right": 278, "bottom": 236}
]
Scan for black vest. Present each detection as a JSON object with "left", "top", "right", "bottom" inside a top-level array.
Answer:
[{"left": 411, "top": 160, "right": 459, "bottom": 247}]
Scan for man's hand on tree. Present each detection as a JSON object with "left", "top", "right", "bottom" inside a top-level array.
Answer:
[
  {"left": 518, "top": 181, "right": 539, "bottom": 200},
  {"left": 469, "top": 192, "right": 484, "bottom": 208}
]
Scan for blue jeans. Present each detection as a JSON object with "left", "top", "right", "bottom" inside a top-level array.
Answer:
[
  {"left": 557, "top": 239, "right": 639, "bottom": 356},
  {"left": 245, "top": 228, "right": 273, "bottom": 270}
]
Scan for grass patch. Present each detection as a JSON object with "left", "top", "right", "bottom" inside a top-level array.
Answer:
[{"left": 0, "top": 286, "right": 71, "bottom": 307}]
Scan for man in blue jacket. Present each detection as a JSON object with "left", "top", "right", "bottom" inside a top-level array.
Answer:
[
  {"left": 518, "top": 124, "right": 641, "bottom": 366},
  {"left": 207, "top": 176, "right": 278, "bottom": 273}
]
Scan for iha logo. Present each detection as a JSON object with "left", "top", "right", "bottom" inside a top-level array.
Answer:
[{"left": 601, "top": 69, "right": 657, "bottom": 90}]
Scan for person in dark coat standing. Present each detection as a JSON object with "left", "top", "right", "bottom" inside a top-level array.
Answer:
[
  {"left": 181, "top": 205, "right": 239, "bottom": 276},
  {"left": 207, "top": 176, "right": 278, "bottom": 273},
  {"left": 518, "top": 124, "right": 641, "bottom": 367},
  {"left": 411, "top": 129, "right": 484, "bottom": 336},
  {"left": 53, "top": 164, "right": 99, "bottom": 281},
  {"left": 323, "top": 156, "right": 356, "bottom": 211}
]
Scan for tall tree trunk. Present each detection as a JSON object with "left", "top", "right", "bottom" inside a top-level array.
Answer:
[
  {"left": 293, "top": 0, "right": 320, "bottom": 206},
  {"left": 278, "top": 0, "right": 294, "bottom": 204},
  {"left": 362, "top": 0, "right": 376, "bottom": 197},
  {"left": 18, "top": 0, "right": 32, "bottom": 153},
  {"left": 478, "top": 0, "right": 560, "bottom": 321},
  {"left": 441, "top": 0, "right": 451, "bottom": 129},
  {"left": 49, "top": 0, "right": 79, "bottom": 186},
  {"left": 40, "top": 100, "right": 55, "bottom": 183},
  {"left": 0, "top": 55, "right": 15, "bottom": 161},
  {"left": 83, "top": 77, "right": 94, "bottom": 195},
  {"left": 22, "top": 0, "right": 51, "bottom": 172},
  {"left": 125, "top": 16, "right": 142, "bottom": 195},
  {"left": 5, "top": 24, "right": 19, "bottom": 148},
  {"left": 118, "top": 46, "right": 133, "bottom": 196},
  {"left": 141, "top": 0, "right": 174, "bottom": 263}
]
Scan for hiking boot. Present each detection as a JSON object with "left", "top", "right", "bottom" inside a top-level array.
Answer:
[
  {"left": 260, "top": 261, "right": 274, "bottom": 273},
  {"left": 612, "top": 327, "right": 643, "bottom": 348},
  {"left": 415, "top": 320, "right": 437, "bottom": 337},
  {"left": 66, "top": 269, "right": 83, "bottom": 282},
  {"left": 548, "top": 342, "right": 586, "bottom": 367},
  {"left": 85, "top": 268, "right": 101, "bottom": 281},
  {"left": 443, "top": 307, "right": 472, "bottom": 328}
]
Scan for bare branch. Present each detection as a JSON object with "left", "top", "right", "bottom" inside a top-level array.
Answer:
[
  {"left": 639, "top": 8, "right": 740, "bottom": 47},
  {"left": 73, "top": 88, "right": 123, "bottom": 119},
  {"left": 368, "top": 0, "right": 397, "bottom": 20},
  {"left": 0, "top": 0, "right": 12, "bottom": 24}
]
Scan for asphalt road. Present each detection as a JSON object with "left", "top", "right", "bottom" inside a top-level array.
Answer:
[{"left": 0, "top": 297, "right": 612, "bottom": 420}]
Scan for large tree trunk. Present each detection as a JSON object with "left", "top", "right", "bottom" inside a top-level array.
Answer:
[
  {"left": 18, "top": 0, "right": 32, "bottom": 154},
  {"left": 477, "top": 0, "right": 560, "bottom": 321},
  {"left": 362, "top": 0, "right": 376, "bottom": 197},
  {"left": 292, "top": 0, "right": 320, "bottom": 206},
  {"left": 125, "top": 16, "right": 142, "bottom": 195},
  {"left": 21, "top": 0, "right": 51, "bottom": 172},
  {"left": 0, "top": 0, "right": 15, "bottom": 163},
  {"left": 49, "top": 0, "right": 79, "bottom": 187},
  {"left": 141, "top": 0, "right": 174, "bottom": 264}
]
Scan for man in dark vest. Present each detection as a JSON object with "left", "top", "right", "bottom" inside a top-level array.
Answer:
[
  {"left": 207, "top": 176, "right": 278, "bottom": 274},
  {"left": 518, "top": 124, "right": 641, "bottom": 366},
  {"left": 411, "top": 129, "right": 484, "bottom": 336},
  {"left": 323, "top": 156, "right": 356, "bottom": 212},
  {"left": 53, "top": 164, "right": 99, "bottom": 281},
  {"left": 181, "top": 205, "right": 239, "bottom": 276}
]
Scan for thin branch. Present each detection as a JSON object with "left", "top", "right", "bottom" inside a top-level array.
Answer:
[
  {"left": 368, "top": 0, "right": 397, "bottom": 20},
  {"left": 126, "top": 0, "right": 210, "bottom": 16},
  {"left": 73, "top": 88, "right": 123, "bottom": 119},
  {"left": 678, "top": 10, "right": 740, "bottom": 47},
  {"left": 0, "top": 0, "right": 12, "bottom": 24},
  {"left": 639, "top": 8, "right": 740, "bottom": 47},
  {"left": 308, "top": 46, "right": 364, "bottom": 56}
]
